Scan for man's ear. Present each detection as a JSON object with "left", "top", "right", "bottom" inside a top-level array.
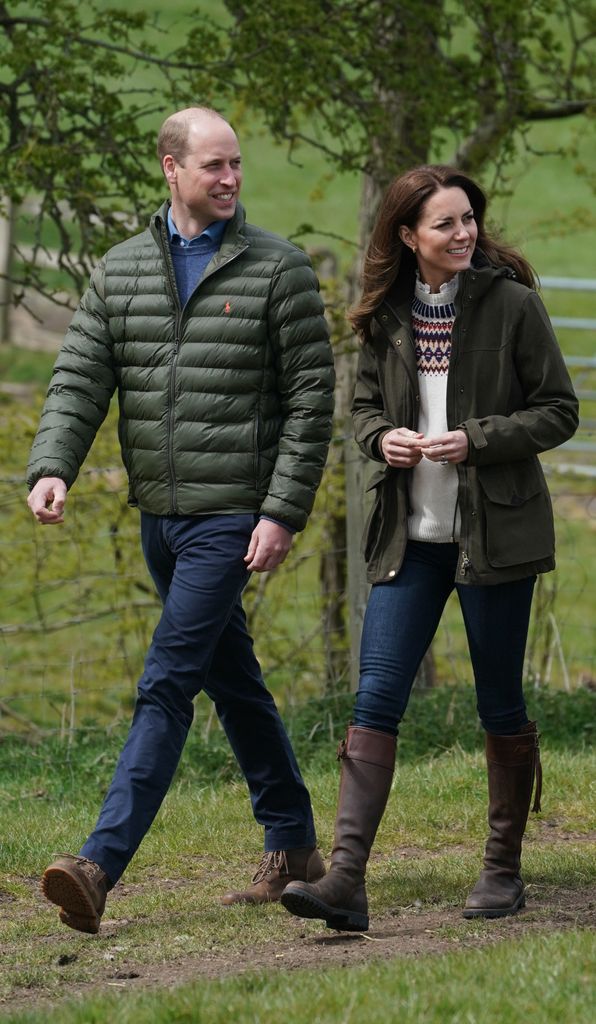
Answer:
[{"left": 162, "top": 155, "right": 177, "bottom": 183}]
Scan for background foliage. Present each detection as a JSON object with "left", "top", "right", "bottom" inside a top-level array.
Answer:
[
  {"left": 0, "top": 0, "right": 594, "bottom": 737},
  {"left": 0, "top": 5, "right": 594, "bottom": 1020}
]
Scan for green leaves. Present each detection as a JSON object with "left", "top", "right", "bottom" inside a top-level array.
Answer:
[
  {"left": 0, "top": 0, "right": 592, "bottom": 302},
  {"left": 0, "top": 0, "right": 169, "bottom": 298}
]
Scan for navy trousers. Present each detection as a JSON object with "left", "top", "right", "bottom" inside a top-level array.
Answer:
[
  {"left": 81, "top": 513, "right": 316, "bottom": 885},
  {"left": 354, "top": 541, "right": 536, "bottom": 737}
]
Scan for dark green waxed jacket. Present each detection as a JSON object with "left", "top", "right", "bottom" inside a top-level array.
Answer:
[
  {"left": 27, "top": 202, "right": 335, "bottom": 531},
  {"left": 353, "top": 259, "right": 579, "bottom": 585}
]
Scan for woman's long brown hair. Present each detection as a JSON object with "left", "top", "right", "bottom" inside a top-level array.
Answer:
[{"left": 349, "top": 165, "right": 537, "bottom": 340}]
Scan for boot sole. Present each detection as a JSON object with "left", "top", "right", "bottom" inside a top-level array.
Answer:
[
  {"left": 462, "top": 892, "right": 526, "bottom": 919},
  {"left": 41, "top": 867, "right": 101, "bottom": 934},
  {"left": 281, "top": 888, "right": 369, "bottom": 931}
]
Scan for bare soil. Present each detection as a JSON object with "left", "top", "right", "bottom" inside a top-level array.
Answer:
[{"left": 3, "top": 875, "right": 595, "bottom": 1015}]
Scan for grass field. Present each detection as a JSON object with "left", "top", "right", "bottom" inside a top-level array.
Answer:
[{"left": 1, "top": 718, "right": 594, "bottom": 1021}]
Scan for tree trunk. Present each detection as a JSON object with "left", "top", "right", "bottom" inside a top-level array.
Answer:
[
  {"left": 0, "top": 197, "right": 15, "bottom": 344},
  {"left": 344, "top": 0, "right": 441, "bottom": 687}
]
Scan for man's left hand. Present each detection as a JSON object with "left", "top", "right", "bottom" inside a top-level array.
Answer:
[{"left": 244, "top": 520, "right": 293, "bottom": 572}]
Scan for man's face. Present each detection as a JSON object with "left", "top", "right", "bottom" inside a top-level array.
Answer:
[{"left": 164, "top": 120, "right": 242, "bottom": 231}]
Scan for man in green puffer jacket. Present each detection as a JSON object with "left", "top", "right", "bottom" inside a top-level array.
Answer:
[{"left": 27, "top": 107, "right": 335, "bottom": 934}]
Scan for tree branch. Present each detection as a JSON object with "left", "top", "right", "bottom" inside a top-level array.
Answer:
[{"left": 526, "top": 100, "right": 592, "bottom": 120}]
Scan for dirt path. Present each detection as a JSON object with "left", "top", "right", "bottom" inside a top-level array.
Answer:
[{"left": 3, "top": 884, "right": 595, "bottom": 1014}]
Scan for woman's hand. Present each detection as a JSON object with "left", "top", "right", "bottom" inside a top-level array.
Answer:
[
  {"left": 419, "top": 429, "right": 469, "bottom": 465},
  {"left": 381, "top": 428, "right": 424, "bottom": 468}
]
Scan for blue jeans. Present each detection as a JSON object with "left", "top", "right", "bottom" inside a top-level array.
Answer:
[
  {"left": 81, "top": 513, "right": 316, "bottom": 885},
  {"left": 355, "top": 541, "right": 536, "bottom": 737}
]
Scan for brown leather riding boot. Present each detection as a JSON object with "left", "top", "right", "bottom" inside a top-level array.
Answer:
[
  {"left": 220, "top": 846, "right": 325, "bottom": 905},
  {"left": 281, "top": 726, "right": 396, "bottom": 931},
  {"left": 463, "top": 721, "right": 542, "bottom": 919}
]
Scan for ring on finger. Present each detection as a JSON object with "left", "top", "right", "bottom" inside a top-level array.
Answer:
[{"left": 439, "top": 456, "right": 448, "bottom": 466}]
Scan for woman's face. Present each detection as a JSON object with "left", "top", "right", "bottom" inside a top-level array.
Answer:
[{"left": 400, "top": 186, "right": 478, "bottom": 291}]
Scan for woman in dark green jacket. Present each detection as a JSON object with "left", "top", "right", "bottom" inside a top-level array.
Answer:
[{"left": 282, "top": 165, "right": 579, "bottom": 931}]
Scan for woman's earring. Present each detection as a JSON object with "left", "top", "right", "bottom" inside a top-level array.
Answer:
[{"left": 411, "top": 245, "right": 417, "bottom": 254}]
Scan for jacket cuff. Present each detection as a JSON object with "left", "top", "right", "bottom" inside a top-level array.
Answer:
[
  {"left": 259, "top": 515, "right": 297, "bottom": 535},
  {"left": 459, "top": 420, "right": 487, "bottom": 465}
]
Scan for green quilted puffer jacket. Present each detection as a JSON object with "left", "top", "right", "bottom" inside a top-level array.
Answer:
[{"left": 27, "top": 202, "right": 335, "bottom": 531}]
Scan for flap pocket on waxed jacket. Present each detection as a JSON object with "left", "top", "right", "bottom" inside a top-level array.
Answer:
[
  {"left": 363, "top": 467, "right": 391, "bottom": 563},
  {"left": 366, "top": 467, "right": 389, "bottom": 493},
  {"left": 478, "top": 461, "right": 543, "bottom": 507},
  {"left": 478, "top": 461, "right": 554, "bottom": 567}
]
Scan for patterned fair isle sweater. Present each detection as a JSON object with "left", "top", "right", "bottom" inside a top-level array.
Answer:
[{"left": 408, "top": 274, "right": 461, "bottom": 542}]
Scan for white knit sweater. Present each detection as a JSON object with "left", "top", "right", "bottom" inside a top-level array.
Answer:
[{"left": 407, "top": 274, "right": 461, "bottom": 542}]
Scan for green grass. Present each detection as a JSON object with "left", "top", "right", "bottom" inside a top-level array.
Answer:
[
  {"left": 0, "top": 347, "right": 56, "bottom": 386},
  {"left": 1, "top": 931, "right": 594, "bottom": 1024},
  {"left": 0, "top": 740, "right": 594, "bottom": 1018},
  {"left": 0, "top": 684, "right": 593, "bottom": 813}
]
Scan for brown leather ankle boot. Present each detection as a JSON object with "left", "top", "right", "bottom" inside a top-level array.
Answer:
[
  {"left": 220, "top": 847, "right": 325, "bottom": 905},
  {"left": 463, "top": 721, "right": 542, "bottom": 919},
  {"left": 281, "top": 726, "right": 396, "bottom": 931},
  {"left": 41, "top": 853, "right": 109, "bottom": 934}
]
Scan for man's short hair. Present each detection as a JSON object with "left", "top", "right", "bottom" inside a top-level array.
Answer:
[{"left": 156, "top": 107, "right": 229, "bottom": 167}]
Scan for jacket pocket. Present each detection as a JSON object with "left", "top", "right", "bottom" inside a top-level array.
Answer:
[
  {"left": 478, "top": 460, "right": 554, "bottom": 567},
  {"left": 362, "top": 468, "right": 389, "bottom": 563}
]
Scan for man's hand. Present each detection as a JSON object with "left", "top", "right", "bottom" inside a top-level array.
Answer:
[
  {"left": 381, "top": 427, "right": 424, "bottom": 468},
  {"left": 27, "top": 477, "right": 68, "bottom": 524},
  {"left": 244, "top": 519, "right": 293, "bottom": 572}
]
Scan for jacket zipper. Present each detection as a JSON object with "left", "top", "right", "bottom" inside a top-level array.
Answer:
[
  {"left": 158, "top": 225, "right": 183, "bottom": 513},
  {"left": 456, "top": 459, "right": 473, "bottom": 578},
  {"left": 450, "top": 495, "right": 459, "bottom": 544},
  {"left": 157, "top": 222, "right": 248, "bottom": 513},
  {"left": 167, "top": 309, "right": 182, "bottom": 512}
]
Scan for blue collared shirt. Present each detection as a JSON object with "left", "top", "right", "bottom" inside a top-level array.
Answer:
[{"left": 167, "top": 208, "right": 227, "bottom": 307}]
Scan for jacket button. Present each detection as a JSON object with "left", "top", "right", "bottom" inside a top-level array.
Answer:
[
  {"left": 471, "top": 509, "right": 477, "bottom": 517},
  {"left": 381, "top": 314, "right": 388, "bottom": 321},
  {"left": 415, "top": 395, "right": 420, "bottom": 402},
  {"left": 396, "top": 338, "right": 402, "bottom": 346},
  {"left": 459, "top": 386, "right": 464, "bottom": 393},
  {"left": 388, "top": 569, "right": 397, "bottom": 578}
]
